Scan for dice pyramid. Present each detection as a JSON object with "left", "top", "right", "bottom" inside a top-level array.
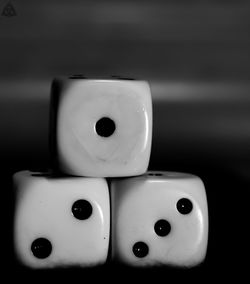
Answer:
[{"left": 13, "top": 76, "right": 208, "bottom": 268}]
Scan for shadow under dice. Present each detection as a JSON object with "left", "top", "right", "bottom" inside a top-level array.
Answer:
[
  {"left": 111, "top": 171, "right": 208, "bottom": 267},
  {"left": 50, "top": 77, "right": 152, "bottom": 177},
  {"left": 13, "top": 171, "right": 110, "bottom": 268}
]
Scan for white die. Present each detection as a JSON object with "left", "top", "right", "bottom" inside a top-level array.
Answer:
[
  {"left": 111, "top": 171, "right": 208, "bottom": 267},
  {"left": 50, "top": 77, "right": 152, "bottom": 177},
  {"left": 13, "top": 171, "right": 110, "bottom": 268}
]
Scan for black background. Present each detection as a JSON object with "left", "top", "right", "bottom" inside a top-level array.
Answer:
[{"left": 0, "top": 0, "right": 249, "bottom": 282}]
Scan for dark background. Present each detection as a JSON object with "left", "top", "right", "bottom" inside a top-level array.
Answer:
[{"left": 0, "top": 0, "right": 249, "bottom": 281}]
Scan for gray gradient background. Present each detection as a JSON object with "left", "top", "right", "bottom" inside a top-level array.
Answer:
[{"left": 0, "top": 0, "right": 249, "bottom": 281}]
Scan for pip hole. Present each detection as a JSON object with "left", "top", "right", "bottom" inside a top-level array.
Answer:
[{"left": 95, "top": 117, "right": 116, "bottom": 138}]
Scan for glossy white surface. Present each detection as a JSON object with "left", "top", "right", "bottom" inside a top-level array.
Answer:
[
  {"left": 111, "top": 171, "right": 208, "bottom": 267},
  {"left": 51, "top": 78, "right": 152, "bottom": 177},
  {"left": 14, "top": 171, "right": 110, "bottom": 268}
]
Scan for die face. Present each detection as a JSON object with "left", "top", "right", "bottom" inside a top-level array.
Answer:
[
  {"left": 14, "top": 171, "right": 110, "bottom": 268},
  {"left": 50, "top": 78, "right": 152, "bottom": 177},
  {"left": 111, "top": 172, "right": 208, "bottom": 267}
]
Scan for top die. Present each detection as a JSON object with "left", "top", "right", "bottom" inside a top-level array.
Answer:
[{"left": 50, "top": 76, "right": 152, "bottom": 177}]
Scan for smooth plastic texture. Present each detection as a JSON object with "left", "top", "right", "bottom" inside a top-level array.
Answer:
[
  {"left": 14, "top": 171, "right": 110, "bottom": 268},
  {"left": 50, "top": 78, "right": 152, "bottom": 177},
  {"left": 111, "top": 171, "right": 208, "bottom": 267}
]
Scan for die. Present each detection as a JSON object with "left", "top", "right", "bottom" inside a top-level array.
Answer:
[
  {"left": 111, "top": 171, "right": 208, "bottom": 267},
  {"left": 50, "top": 76, "right": 152, "bottom": 177},
  {"left": 13, "top": 171, "right": 110, "bottom": 268}
]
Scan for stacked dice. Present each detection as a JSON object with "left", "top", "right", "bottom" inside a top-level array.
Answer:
[{"left": 13, "top": 76, "right": 208, "bottom": 268}]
